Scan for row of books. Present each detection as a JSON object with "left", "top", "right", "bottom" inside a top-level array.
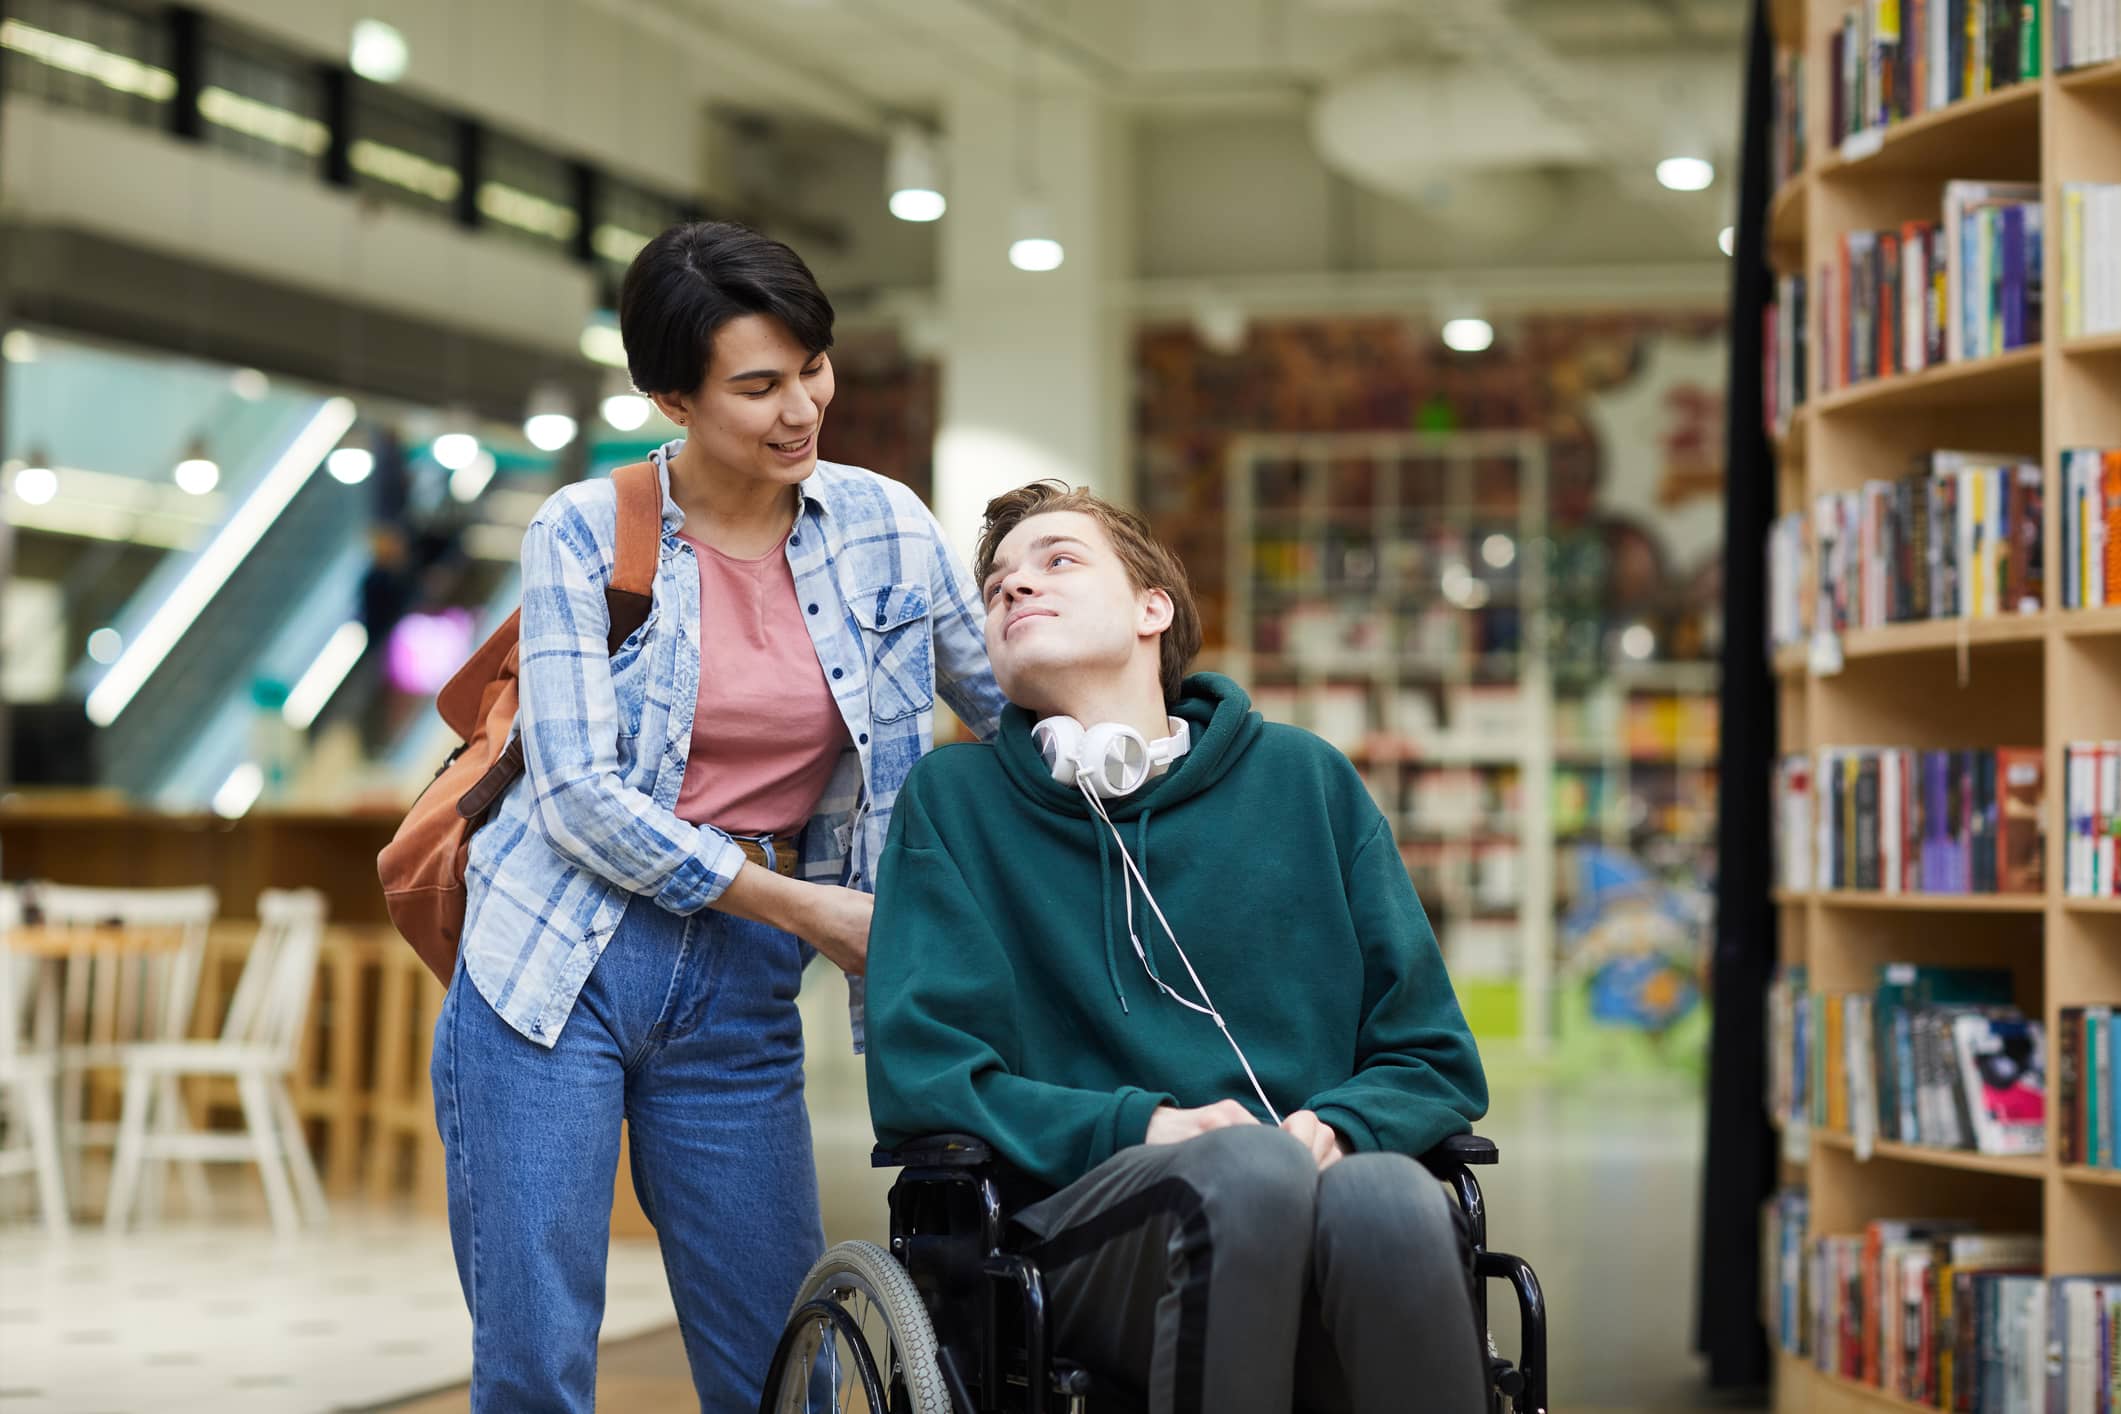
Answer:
[
  {"left": 2062, "top": 449, "right": 2121, "bottom": 611},
  {"left": 1772, "top": 454, "right": 2046, "bottom": 650},
  {"left": 1802, "top": 1225, "right": 2119, "bottom": 1413},
  {"left": 1772, "top": 747, "right": 2046, "bottom": 896},
  {"left": 1769, "top": 963, "right": 2046, "bottom": 1154},
  {"left": 2060, "top": 185, "right": 2121, "bottom": 341},
  {"left": 2058, "top": 1006, "right": 2121, "bottom": 1168},
  {"left": 1773, "top": 49, "right": 1808, "bottom": 192},
  {"left": 2057, "top": 0, "right": 2121, "bottom": 68},
  {"left": 1828, "top": 0, "right": 2040, "bottom": 153},
  {"left": 1815, "top": 184, "right": 2042, "bottom": 396},
  {"left": 1765, "top": 274, "right": 1811, "bottom": 435},
  {"left": 2065, "top": 743, "right": 2121, "bottom": 897}
]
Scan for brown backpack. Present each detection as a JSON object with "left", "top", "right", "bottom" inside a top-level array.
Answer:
[{"left": 377, "top": 461, "right": 663, "bottom": 982}]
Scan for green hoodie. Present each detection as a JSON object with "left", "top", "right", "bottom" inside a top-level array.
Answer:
[{"left": 865, "top": 673, "right": 1488, "bottom": 1190}]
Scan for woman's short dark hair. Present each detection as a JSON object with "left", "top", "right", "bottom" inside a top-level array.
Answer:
[{"left": 618, "top": 221, "right": 835, "bottom": 397}]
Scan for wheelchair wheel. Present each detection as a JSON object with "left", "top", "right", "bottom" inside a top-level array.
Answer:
[{"left": 763, "top": 1239, "right": 950, "bottom": 1414}]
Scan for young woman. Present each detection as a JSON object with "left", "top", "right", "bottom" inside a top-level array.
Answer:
[{"left": 432, "top": 221, "right": 1003, "bottom": 1413}]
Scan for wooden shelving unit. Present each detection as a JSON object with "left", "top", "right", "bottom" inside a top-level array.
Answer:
[{"left": 1765, "top": 8, "right": 2121, "bottom": 1412}]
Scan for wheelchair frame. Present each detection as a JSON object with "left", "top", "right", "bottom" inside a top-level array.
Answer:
[{"left": 772, "top": 1130, "right": 1548, "bottom": 1414}]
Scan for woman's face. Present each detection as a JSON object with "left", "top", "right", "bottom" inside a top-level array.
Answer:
[{"left": 657, "top": 313, "right": 835, "bottom": 489}]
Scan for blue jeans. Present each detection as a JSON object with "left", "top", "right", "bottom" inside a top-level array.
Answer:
[{"left": 432, "top": 893, "right": 825, "bottom": 1413}]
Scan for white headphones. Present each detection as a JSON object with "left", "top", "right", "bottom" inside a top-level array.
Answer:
[
  {"left": 1033, "top": 716, "right": 1192, "bottom": 800},
  {"left": 1031, "top": 712, "right": 1282, "bottom": 1124}
]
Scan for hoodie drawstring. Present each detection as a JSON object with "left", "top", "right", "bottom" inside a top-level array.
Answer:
[{"left": 1093, "top": 818, "right": 1130, "bottom": 1012}]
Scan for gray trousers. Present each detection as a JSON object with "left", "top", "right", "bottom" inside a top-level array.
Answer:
[{"left": 1010, "top": 1125, "right": 1489, "bottom": 1414}]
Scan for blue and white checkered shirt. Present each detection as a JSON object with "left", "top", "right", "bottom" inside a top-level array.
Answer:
[{"left": 459, "top": 441, "right": 1004, "bottom": 1049}]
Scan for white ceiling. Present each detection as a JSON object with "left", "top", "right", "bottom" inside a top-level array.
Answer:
[{"left": 630, "top": 0, "right": 1748, "bottom": 120}]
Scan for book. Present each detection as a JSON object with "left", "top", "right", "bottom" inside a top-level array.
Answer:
[{"left": 1951, "top": 1011, "right": 2046, "bottom": 1155}]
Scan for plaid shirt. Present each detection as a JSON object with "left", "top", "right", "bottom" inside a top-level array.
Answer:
[{"left": 460, "top": 441, "right": 1003, "bottom": 1049}]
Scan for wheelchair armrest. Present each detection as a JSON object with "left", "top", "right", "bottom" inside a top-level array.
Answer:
[
  {"left": 1418, "top": 1132, "right": 1498, "bottom": 1172},
  {"left": 872, "top": 1133, "right": 995, "bottom": 1169}
]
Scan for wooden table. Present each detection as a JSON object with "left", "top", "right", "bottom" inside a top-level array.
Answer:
[{"left": 4, "top": 924, "right": 191, "bottom": 958}]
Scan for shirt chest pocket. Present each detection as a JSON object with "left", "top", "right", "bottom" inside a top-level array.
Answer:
[{"left": 849, "top": 581, "right": 934, "bottom": 723}]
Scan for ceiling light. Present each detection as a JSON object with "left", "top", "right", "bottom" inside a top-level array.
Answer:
[
  {"left": 326, "top": 446, "right": 375, "bottom": 484},
  {"left": 174, "top": 438, "right": 221, "bottom": 495},
  {"left": 1481, "top": 533, "right": 1516, "bottom": 569},
  {"left": 1718, "top": 225, "right": 1736, "bottom": 256},
  {"left": 524, "top": 384, "right": 578, "bottom": 452},
  {"left": 212, "top": 761, "right": 264, "bottom": 819},
  {"left": 449, "top": 450, "right": 497, "bottom": 503},
  {"left": 1441, "top": 318, "right": 1494, "bottom": 353},
  {"left": 579, "top": 319, "right": 627, "bottom": 369},
  {"left": 1009, "top": 201, "right": 1064, "bottom": 272},
  {"left": 11, "top": 455, "right": 57, "bottom": 506},
  {"left": 525, "top": 413, "right": 577, "bottom": 452},
  {"left": 889, "top": 189, "right": 946, "bottom": 222},
  {"left": 349, "top": 19, "right": 408, "bottom": 83},
  {"left": 1656, "top": 156, "right": 1715, "bottom": 192},
  {"left": 1620, "top": 623, "right": 1657, "bottom": 660},
  {"left": 230, "top": 367, "right": 269, "bottom": 400},
  {"left": 2, "top": 330, "right": 38, "bottom": 363},
  {"left": 87, "top": 628, "right": 123, "bottom": 664},
  {"left": 602, "top": 392, "right": 652, "bottom": 431},
  {"left": 432, "top": 431, "right": 480, "bottom": 471},
  {"left": 886, "top": 123, "right": 947, "bottom": 223}
]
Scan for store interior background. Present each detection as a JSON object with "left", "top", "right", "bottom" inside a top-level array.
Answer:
[{"left": 0, "top": 1, "right": 1757, "bottom": 1410}]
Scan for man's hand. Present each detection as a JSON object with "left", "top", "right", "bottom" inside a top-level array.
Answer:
[
  {"left": 1144, "top": 1099, "right": 1259, "bottom": 1145},
  {"left": 1280, "top": 1110, "right": 1351, "bottom": 1170}
]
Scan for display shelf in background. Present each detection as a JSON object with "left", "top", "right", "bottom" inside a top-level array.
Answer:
[
  {"left": 1809, "top": 890, "right": 2046, "bottom": 913},
  {"left": 2058, "top": 58, "right": 2121, "bottom": 93},
  {"left": 1832, "top": 613, "right": 2050, "bottom": 660},
  {"left": 2062, "top": 331, "right": 2121, "bottom": 359},
  {"left": 1814, "top": 79, "right": 2043, "bottom": 181},
  {"left": 2061, "top": 1165, "right": 2121, "bottom": 1188},
  {"left": 1807, "top": 347, "right": 2043, "bottom": 417},
  {"left": 1762, "top": 7, "right": 2121, "bottom": 1407},
  {"left": 1810, "top": 1128, "right": 2047, "bottom": 1179},
  {"left": 2061, "top": 607, "right": 2121, "bottom": 639}
]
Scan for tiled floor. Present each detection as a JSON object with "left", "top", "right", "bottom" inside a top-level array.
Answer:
[
  {"left": 0, "top": 971, "right": 1763, "bottom": 1413},
  {"left": 0, "top": 1210, "right": 675, "bottom": 1413}
]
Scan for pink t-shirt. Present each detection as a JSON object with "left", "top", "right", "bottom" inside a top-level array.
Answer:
[{"left": 674, "top": 530, "right": 849, "bottom": 836}]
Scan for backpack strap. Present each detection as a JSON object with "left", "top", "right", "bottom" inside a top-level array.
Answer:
[
  {"left": 452, "top": 462, "right": 667, "bottom": 822},
  {"left": 605, "top": 460, "right": 661, "bottom": 652}
]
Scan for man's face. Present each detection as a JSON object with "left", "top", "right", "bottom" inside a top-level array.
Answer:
[{"left": 979, "top": 510, "right": 1168, "bottom": 708}]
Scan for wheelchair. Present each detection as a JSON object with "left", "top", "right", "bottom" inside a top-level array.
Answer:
[{"left": 759, "top": 1131, "right": 1548, "bottom": 1414}]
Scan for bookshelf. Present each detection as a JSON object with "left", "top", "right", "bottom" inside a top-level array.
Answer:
[
  {"left": 1219, "top": 431, "right": 1720, "bottom": 1050},
  {"left": 1765, "top": 4, "right": 2121, "bottom": 1410}
]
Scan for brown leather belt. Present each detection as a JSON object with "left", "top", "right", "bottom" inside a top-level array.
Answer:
[{"left": 735, "top": 833, "right": 802, "bottom": 878}]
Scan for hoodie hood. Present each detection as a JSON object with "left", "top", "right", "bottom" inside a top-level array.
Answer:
[
  {"left": 992, "top": 672, "right": 1264, "bottom": 1021},
  {"left": 993, "top": 672, "right": 1263, "bottom": 822}
]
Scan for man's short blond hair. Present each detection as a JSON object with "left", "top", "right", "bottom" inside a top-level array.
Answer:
[{"left": 973, "top": 482, "right": 1203, "bottom": 705}]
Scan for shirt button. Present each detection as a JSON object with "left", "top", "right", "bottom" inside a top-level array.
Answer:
[
  {"left": 832, "top": 668, "right": 843, "bottom": 680},
  {"left": 858, "top": 733, "right": 868, "bottom": 745},
  {"left": 808, "top": 603, "right": 819, "bottom": 615},
  {"left": 790, "top": 534, "right": 800, "bottom": 545},
  {"left": 851, "top": 872, "right": 862, "bottom": 884}
]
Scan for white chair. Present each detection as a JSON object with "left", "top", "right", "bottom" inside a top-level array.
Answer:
[
  {"left": 105, "top": 889, "right": 328, "bottom": 1236},
  {"left": 0, "top": 889, "right": 68, "bottom": 1235},
  {"left": 28, "top": 883, "right": 217, "bottom": 1213}
]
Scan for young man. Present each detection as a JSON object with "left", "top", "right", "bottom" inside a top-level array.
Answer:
[{"left": 864, "top": 481, "right": 1491, "bottom": 1414}]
